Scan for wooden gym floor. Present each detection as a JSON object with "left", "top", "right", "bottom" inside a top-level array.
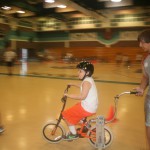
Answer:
[{"left": 0, "top": 61, "right": 149, "bottom": 150}]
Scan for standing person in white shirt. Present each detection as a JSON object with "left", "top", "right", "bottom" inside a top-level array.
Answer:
[
  {"left": 3, "top": 43, "right": 17, "bottom": 75},
  {"left": 134, "top": 29, "right": 150, "bottom": 149},
  {"left": 62, "top": 61, "right": 99, "bottom": 140}
]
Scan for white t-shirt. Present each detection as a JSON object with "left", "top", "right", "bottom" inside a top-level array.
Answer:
[
  {"left": 81, "top": 77, "right": 98, "bottom": 113},
  {"left": 143, "top": 55, "right": 150, "bottom": 95},
  {"left": 4, "top": 51, "right": 16, "bottom": 62}
]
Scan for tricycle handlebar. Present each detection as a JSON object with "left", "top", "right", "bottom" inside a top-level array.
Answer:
[
  {"left": 61, "top": 85, "right": 71, "bottom": 103},
  {"left": 65, "top": 85, "right": 71, "bottom": 93},
  {"left": 115, "top": 91, "right": 138, "bottom": 98},
  {"left": 105, "top": 90, "right": 138, "bottom": 124}
]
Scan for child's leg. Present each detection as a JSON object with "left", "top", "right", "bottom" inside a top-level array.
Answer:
[
  {"left": 68, "top": 126, "right": 76, "bottom": 134},
  {"left": 63, "top": 119, "right": 77, "bottom": 135},
  {"left": 63, "top": 120, "right": 78, "bottom": 140}
]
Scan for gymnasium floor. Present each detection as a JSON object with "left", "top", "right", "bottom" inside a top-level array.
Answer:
[{"left": 0, "top": 61, "right": 149, "bottom": 150}]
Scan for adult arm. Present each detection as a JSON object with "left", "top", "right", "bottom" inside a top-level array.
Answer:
[{"left": 135, "top": 66, "right": 149, "bottom": 96}]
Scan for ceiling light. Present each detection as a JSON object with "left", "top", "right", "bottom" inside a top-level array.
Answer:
[
  {"left": 57, "top": 5, "right": 67, "bottom": 8},
  {"left": 16, "top": 10, "right": 25, "bottom": 14},
  {"left": 45, "top": 0, "right": 55, "bottom": 3},
  {"left": 1, "top": 6, "right": 11, "bottom": 10},
  {"left": 111, "top": 0, "right": 122, "bottom": 2}
]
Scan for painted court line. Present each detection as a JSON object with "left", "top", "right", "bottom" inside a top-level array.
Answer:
[{"left": 0, "top": 73, "right": 140, "bottom": 85}]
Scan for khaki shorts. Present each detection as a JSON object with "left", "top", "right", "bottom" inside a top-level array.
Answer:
[{"left": 145, "top": 95, "right": 150, "bottom": 127}]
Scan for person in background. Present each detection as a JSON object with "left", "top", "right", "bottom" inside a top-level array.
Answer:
[
  {"left": 115, "top": 53, "right": 122, "bottom": 66},
  {"left": 3, "top": 43, "right": 17, "bottom": 75},
  {"left": 135, "top": 52, "right": 143, "bottom": 64},
  {"left": 62, "top": 61, "right": 99, "bottom": 140},
  {"left": 134, "top": 29, "right": 150, "bottom": 149},
  {"left": 122, "top": 54, "right": 131, "bottom": 67}
]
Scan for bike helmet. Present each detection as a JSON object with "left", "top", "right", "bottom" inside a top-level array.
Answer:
[{"left": 76, "top": 61, "right": 94, "bottom": 77}]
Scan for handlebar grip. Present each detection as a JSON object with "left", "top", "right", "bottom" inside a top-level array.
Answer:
[
  {"left": 67, "top": 85, "right": 71, "bottom": 88},
  {"left": 130, "top": 91, "right": 138, "bottom": 94},
  {"left": 61, "top": 96, "right": 67, "bottom": 103}
]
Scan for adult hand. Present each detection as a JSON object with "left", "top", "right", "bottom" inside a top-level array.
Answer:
[{"left": 133, "top": 87, "right": 144, "bottom": 96}]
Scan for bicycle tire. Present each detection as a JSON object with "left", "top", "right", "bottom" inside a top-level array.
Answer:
[
  {"left": 42, "top": 121, "right": 65, "bottom": 143},
  {"left": 87, "top": 126, "right": 113, "bottom": 148}
]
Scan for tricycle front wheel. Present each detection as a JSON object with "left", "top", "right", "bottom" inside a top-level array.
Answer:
[{"left": 43, "top": 122, "right": 65, "bottom": 143}]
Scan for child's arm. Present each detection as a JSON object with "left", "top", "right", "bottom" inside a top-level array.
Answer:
[
  {"left": 65, "top": 81, "right": 91, "bottom": 100},
  {"left": 68, "top": 83, "right": 80, "bottom": 88}
]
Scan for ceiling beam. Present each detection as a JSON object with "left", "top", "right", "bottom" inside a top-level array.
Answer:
[{"left": 44, "top": 0, "right": 103, "bottom": 19}]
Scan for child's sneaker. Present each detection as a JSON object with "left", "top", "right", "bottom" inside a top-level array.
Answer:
[
  {"left": 0, "top": 126, "right": 4, "bottom": 133},
  {"left": 64, "top": 132, "right": 79, "bottom": 140}
]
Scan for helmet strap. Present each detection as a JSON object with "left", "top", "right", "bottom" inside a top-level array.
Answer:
[{"left": 81, "top": 71, "right": 89, "bottom": 80}]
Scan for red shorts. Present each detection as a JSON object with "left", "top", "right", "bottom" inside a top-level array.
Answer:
[{"left": 62, "top": 102, "right": 95, "bottom": 125}]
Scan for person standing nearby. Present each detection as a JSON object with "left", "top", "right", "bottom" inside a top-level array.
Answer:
[
  {"left": 134, "top": 29, "right": 150, "bottom": 149},
  {"left": 3, "top": 43, "right": 17, "bottom": 75}
]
